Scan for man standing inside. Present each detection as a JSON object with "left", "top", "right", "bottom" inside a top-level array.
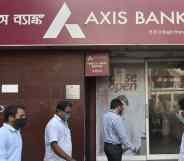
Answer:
[
  {"left": 44, "top": 100, "right": 77, "bottom": 161},
  {"left": 0, "top": 105, "right": 27, "bottom": 161},
  {"left": 102, "top": 98, "right": 136, "bottom": 161}
]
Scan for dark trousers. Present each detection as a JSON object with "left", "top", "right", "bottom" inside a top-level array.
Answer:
[{"left": 104, "top": 143, "right": 123, "bottom": 161}]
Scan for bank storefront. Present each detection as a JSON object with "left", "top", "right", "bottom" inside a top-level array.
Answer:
[{"left": 0, "top": 0, "right": 184, "bottom": 161}]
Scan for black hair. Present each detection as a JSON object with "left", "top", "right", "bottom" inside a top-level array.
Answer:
[
  {"left": 179, "top": 98, "right": 184, "bottom": 110},
  {"left": 56, "top": 100, "right": 72, "bottom": 112},
  {"left": 110, "top": 98, "right": 123, "bottom": 109},
  {"left": 4, "top": 105, "right": 25, "bottom": 122}
]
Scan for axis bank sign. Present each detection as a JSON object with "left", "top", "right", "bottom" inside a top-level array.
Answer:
[
  {"left": 44, "top": 3, "right": 184, "bottom": 39},
  {"left": 0, "top": 1, "right": 184, "bottom": 45},
  {"left": 85, "top": 11, "right": 184, "bottom": 25}
]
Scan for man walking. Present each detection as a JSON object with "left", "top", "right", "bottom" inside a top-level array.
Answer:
[
  {"left": 0, "top": 105, "right": 27, "bottom": 161},
  {"left": 44, "top": 100, "right": 77, "bottom": 161},
  {"left": 102, "top": 98, "right": 136, "bottom": 161}
]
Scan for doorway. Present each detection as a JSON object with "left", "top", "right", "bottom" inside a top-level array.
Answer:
[
  {"left": 96, "top": 58, "right": 182, "bottom": 161},
  {"left": 147, "top": 60, "right": 184, "bottom": 160}
]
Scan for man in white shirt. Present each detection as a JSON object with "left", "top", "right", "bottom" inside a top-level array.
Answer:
[
  {"left": 44, "top": 100, "right": 77, "bottom": 161},
  {"left": 0, "top": 105, "right": 27, "bottom": 161}
]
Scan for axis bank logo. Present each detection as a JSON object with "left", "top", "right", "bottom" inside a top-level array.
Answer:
[
  {"left": 44, "top": 2, "right": 85, "bottom": 39},
  {"left": 43, "top": 2, "right": 184, "bottom": 39}
]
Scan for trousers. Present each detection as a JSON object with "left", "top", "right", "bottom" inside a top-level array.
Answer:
[{"left": 104, "top": 143, "right": 123, "bottom": 161}]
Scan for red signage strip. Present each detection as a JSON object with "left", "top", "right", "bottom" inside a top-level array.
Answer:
[
  {"left": 85, "top": 54, "right": 110, "bottom": 77},
  {"left": 0, "top": 0, "right": 184, "bottom": 45}
]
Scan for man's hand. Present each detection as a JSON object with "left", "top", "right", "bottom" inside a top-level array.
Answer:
[
  {"left": 68, "top": 158, "right": 77, "bottom": 161},
  {"left": 132, "top": 147, "right": 140, "bottom": 154},
  {"left": 51, "top": 142, "right": 75, "bottom": 161}
]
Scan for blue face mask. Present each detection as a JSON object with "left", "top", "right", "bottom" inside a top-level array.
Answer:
[{"left": 64, "top": 113, "right": 71, "bottom": 121}]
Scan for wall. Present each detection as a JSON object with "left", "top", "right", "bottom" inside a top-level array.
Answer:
[{"left": 0, "top": 51, "right": 85, "bottom": 161}]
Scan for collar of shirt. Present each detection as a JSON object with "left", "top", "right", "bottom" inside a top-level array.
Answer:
[
  {"left": 54, "top": 114, "right": 68, "bottom": 125},
  {"left": 3, "top": 123, "right": 18, "bottom": 133},
  {"left": 109, "top": 110, "right": 119, "bottom": 116},
  {"left": 54, "top": 114, "right": 62, "bottom": 121},
  {"left": 108, "top": 110, "right": 125, "bottom": 120}
]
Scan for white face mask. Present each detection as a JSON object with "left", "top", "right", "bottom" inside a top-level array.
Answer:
[{"left": 176, "top": 110, "right": 184, "bottom": 125}]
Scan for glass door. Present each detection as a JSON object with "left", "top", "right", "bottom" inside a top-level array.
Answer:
[{"left": 147, "top": 60, "right": 184, "bottom": 160}]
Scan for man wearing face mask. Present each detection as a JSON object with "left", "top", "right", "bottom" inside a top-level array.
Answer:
[
  {"left": 0, "top": 105, "right": 27, "bottom": 161},
  {"left": 44, "top": 100, "right": 77, "bottom": 161},
  {"left": 102, "top": 98, "right": 136, "bottom": 161}
]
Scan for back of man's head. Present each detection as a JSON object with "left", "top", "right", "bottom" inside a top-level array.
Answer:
[
  {"left": 110, "top": 98, "right": 123, "bottom": 109},
  {"left": 117, "top": 95, "right": 128, "bottom": 106},
  {"left": 56, "top": 100, "right": 72, "bottom": 112}
]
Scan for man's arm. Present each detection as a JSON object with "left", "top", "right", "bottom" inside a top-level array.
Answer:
[
  {"left": 51, "top": 142, "right": 76, "bottom": 161},
  {"left": 113, "top": 117, "right": 136, "bottom": 151},
  {"left": 46, "top": 124, "right": 76, "bottom": 161}
]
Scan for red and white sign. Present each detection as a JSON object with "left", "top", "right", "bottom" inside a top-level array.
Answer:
[
  {"left": 85, "top": 54, "right": 109, "bottom": 76},
  {"left": 0, "top": 0, "right": 184, "bottom": 45}
]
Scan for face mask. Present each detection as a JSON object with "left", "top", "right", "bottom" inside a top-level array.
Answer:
[
  {"left": 15, "top": 118, "right": 27, "bottom": 130},
  {"left": 64, "top": 113, "right": 71, "bottom": 121}
]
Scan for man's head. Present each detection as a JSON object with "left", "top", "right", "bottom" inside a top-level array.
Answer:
[
  {"left": 4, "top": 105, "right": 27, "bottom": 130},
  {"left": 110, "top": 98, "right": 124, "bottom": 115},
  {"left": 117, "top": 95, "right": 128, "bottom": 106},
  {"left": 56, "top": 100, "right": 72, "bottom": 121}
]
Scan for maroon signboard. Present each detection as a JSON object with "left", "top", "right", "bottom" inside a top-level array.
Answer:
[
  {"left": 85, "top": 54, "right": 109, "bottom": 76},
  {"left": 0, "top": 0, "right": 184, "bottom": 45}
]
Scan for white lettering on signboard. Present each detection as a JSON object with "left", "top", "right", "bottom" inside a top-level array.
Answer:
[
  {"left": 13, "top": 14, "right": 45, "bottom": 25},
  {"left": 85, "top": 11, "right": 128, "bottom": 25},
  {"left": 85, "top": 11, "right": 184, "bottom": 25},
  {"left": 0, "top": 15, "right": 9, "bottom": 25},
  {"left": 136, "top": 11, "right": 184, "bottom": 25}
]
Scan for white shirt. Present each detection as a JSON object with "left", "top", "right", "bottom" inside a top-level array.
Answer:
[
  {"left": 0, "top": 123, "right": 22, "bottom": 161},
  {"left": 44, "top": 114, "right": 72, "bottom": 161},
  {"left": 179, "top": 133, "right": 184, "bottom": 161}
]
